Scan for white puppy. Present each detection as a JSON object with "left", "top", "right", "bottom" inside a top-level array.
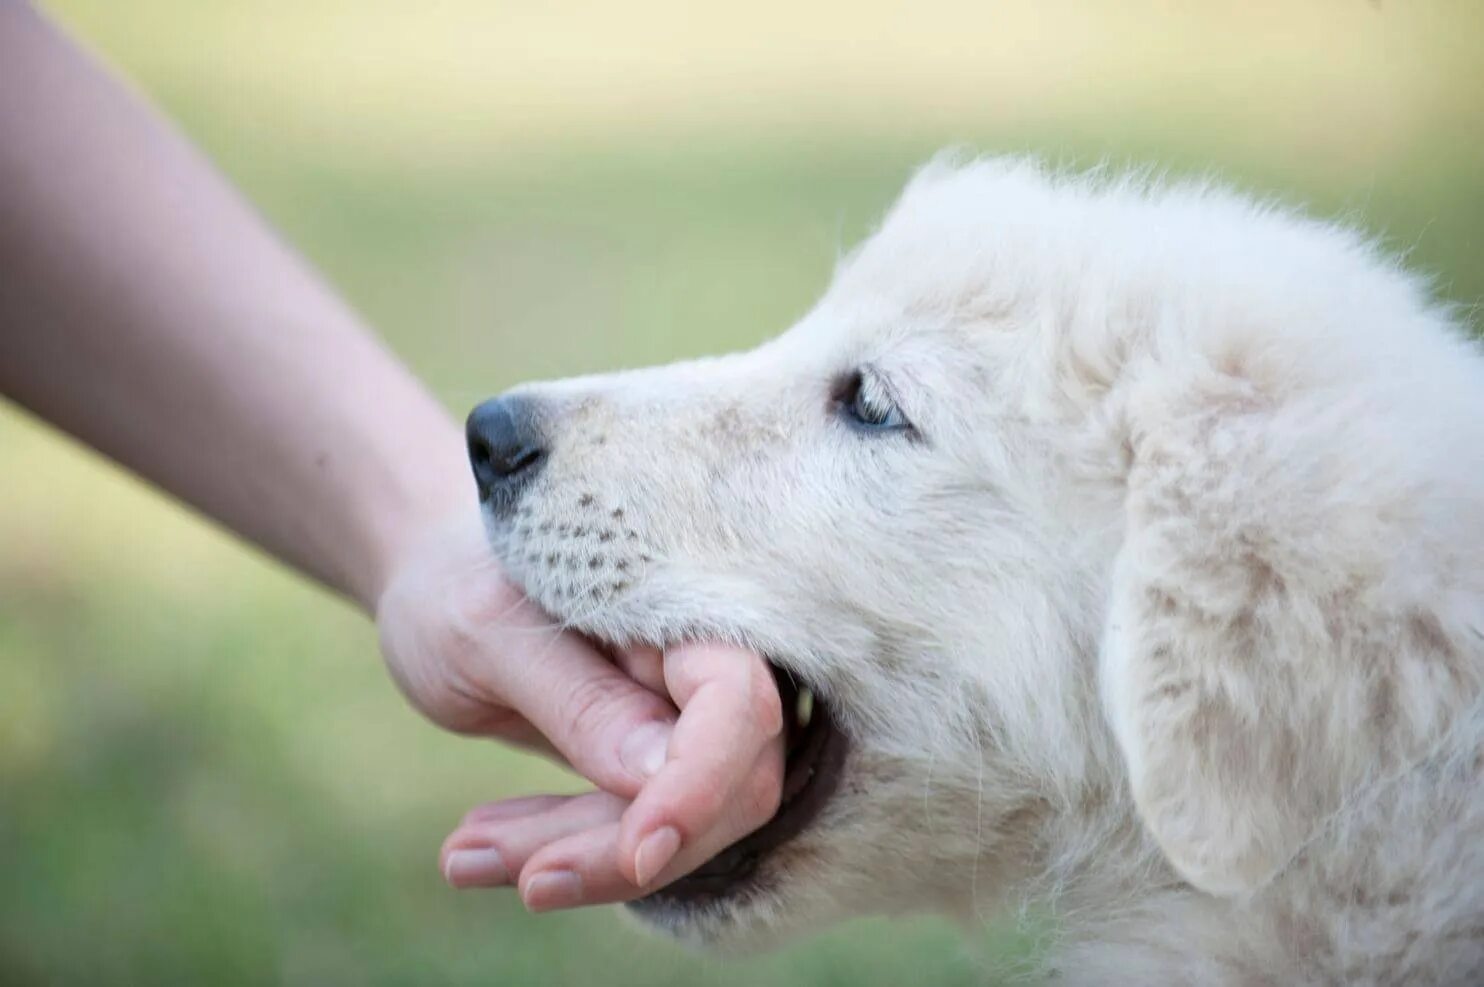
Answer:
[{"left": 468, "top": 157, "right": 1484, "bottom": 984}]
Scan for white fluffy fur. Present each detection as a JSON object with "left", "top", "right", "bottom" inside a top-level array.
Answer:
[{"left": 486, "top": 157, "right": 1484, "bottom": 984}]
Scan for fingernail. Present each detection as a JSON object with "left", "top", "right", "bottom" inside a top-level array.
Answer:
[
  {"left": 523, "top": 869, "right": 583, "bottom": 912},
  {"left": 443, "top": 847, "right": 508, "bottom": 888},
  {"left": 634, "top": 826, "right": 681, "bottom": 886},
  {"left": 619, "top": 721, "right": 672, "bottom": 780}
]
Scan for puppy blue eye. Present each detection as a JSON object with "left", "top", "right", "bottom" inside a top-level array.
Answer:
[{"left": 842, "top": 370, "right": 910, "bottom": 432}]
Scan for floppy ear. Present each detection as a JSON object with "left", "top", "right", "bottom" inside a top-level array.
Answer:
[
  {"left": 1098, "top": 379, "right": 1385, "bottom": 898},
  {"left": 1101, "top": 548, "right": 1328, "bottom": 897}
]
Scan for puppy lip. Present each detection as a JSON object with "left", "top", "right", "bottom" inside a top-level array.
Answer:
[{"left": 629, "top": 660, "right": 849, "bottom": 906}]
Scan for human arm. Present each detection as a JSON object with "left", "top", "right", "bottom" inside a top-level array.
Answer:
[
  {"left": 0, "top": 0, "right": 783, "bottom": 908},
  {"left": 0, "top": 0, "right": 463, "bottom": 606}
]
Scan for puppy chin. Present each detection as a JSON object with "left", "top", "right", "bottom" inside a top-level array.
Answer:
[
  {"left": 621, "top": 894, "right": 787, "bottom": 954},
  {"left": 621, "top": 852, "right": 852, "bottom": 955}
]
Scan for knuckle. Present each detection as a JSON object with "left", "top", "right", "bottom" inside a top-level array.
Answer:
[{"left": 560, "top": 673, "right": 626, "bottom": 737}]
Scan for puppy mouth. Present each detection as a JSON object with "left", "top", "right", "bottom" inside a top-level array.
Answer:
[
  {"left": 485, "top": 507, "right": 849, "bottom": 910},
  {"left": 630, "top": 661, "right": 849, "bottom": 910}
]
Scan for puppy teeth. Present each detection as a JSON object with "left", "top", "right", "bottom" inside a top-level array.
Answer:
[{"left": 795, "top": 687, "right": 814, "bottom": 729}]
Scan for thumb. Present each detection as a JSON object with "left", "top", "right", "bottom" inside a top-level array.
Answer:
[{"left": 479, "top": 606, "right": 678, "bottom": 798}]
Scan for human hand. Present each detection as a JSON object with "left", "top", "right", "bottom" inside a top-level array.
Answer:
[
  {"left": 437, "top": 641, "right": 787, "bottom": 910},
  {"left": 376, "top": 517, "right": 785, "bottom": 909}
]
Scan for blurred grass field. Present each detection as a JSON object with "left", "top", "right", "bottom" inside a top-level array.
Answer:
[{"left": 2, "top": 2, "right": 1481, "bottom": 984}]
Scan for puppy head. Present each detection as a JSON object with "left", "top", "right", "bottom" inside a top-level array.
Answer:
[
  {"left": 468, "top": 158, "right": 1117, "bottom": 947},
  {"left": 469, "top": 157, "right": 1459, "bottom": 944}
]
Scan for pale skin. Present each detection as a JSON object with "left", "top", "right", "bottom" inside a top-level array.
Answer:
[{"left": 0, "top": 1, "right": 782, "bottom": 912}]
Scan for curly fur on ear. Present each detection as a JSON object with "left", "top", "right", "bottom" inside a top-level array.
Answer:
[{"left": 1101, "top": 357, "right": 1483, "bottom": 897}]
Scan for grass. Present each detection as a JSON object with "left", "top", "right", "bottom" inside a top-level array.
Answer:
[{"left": 2, "top": 1, "right": 1481, "bottom": 983}]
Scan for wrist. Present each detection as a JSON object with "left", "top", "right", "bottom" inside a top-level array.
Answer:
[
  {"left": 351, "top": 424, "right": 478, "bottom": 615},
  {"left": 361, "top": 492, "right": 479, "bottom": 617}
]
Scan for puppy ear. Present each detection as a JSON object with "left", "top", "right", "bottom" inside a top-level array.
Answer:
[
  {"left": 1101, "top": 548, "right": 1325, "bottom": 896},
  {"left": 1099, "top": 380, "right": 1396, "bottom": 897}
]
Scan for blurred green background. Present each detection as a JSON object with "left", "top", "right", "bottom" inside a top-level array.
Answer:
[{"left": 2, "top": 2, "right": 1480, "bottom": 984}]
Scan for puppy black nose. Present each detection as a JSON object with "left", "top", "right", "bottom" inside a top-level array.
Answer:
[{"left": 466, "top": 395, "right": 547, "bottom": 512}]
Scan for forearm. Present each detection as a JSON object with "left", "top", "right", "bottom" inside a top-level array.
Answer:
[{"left": 0, "top": 3, "right": 470, "bottom": 610}]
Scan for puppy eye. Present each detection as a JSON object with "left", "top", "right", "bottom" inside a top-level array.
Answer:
[{"left": 840, "top": 369, "right": 910, "bottom": 432}]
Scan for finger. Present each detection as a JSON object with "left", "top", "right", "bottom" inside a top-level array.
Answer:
[
  {"left": 611, "top": 643, "right": 666, "bottom": 696},
  {"left": 440, "top": 790, "right": 627, "bottom": 889},
  {"left": 518, "top": 748, "right": 782, "bottom": 910},
  {"left": 452, "top": 710, "right": 564, "bottom": 763},
  {"left": 490, "top": 730, "right": 564, "bottom": 765},
  {"left": 459, "top": 794, "right": 571, "bottom": 827},
  {"left": 464, "top": 594, "right": 680, "bottom": 796},
  {"left": 516, "top": 822, "right": 634, "bottom": 911},
  {"left": 616, "top": 643, "right": 785, "bottom": 885}
]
